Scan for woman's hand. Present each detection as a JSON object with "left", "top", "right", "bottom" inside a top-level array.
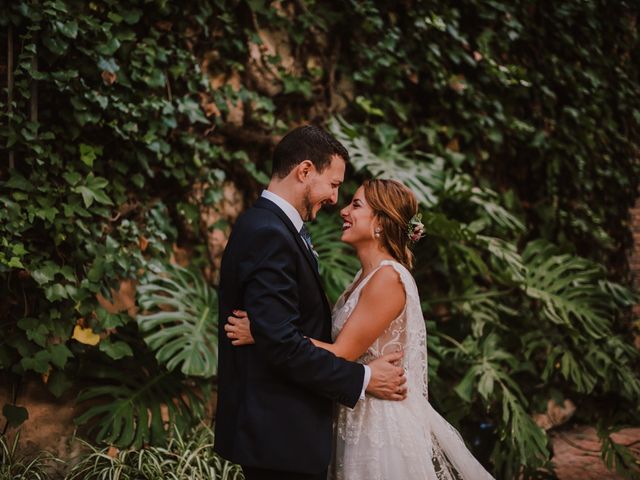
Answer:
[{"left": 225, "top": 309, "right": 255, "bottom": 346}]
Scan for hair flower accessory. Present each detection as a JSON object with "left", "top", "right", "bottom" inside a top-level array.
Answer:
[{"left": 407, "top": 213, "right": 425, "bottom": 243}]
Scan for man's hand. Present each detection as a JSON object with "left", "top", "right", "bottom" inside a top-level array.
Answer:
[
  {"left": 225, "top": 310, "right": 255, "bottom": 346},
  {"left": 366, "top": 350, "right": 407, "bottom": 401}
]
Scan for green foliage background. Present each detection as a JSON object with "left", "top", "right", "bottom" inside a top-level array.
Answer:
[{"left": 1, "top": 0, "right": 639, "bottom": 478}]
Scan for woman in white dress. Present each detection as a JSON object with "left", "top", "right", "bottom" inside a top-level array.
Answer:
[{"left": 226, "top": 179, "right": 494, "bottom": 480}]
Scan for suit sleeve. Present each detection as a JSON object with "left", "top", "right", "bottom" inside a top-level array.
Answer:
[{"left": 239, "top": 226, "right": 364, "bottom": 408}]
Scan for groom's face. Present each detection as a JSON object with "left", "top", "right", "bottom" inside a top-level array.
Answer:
[{"left": 301, "top": 154, "right": 345, "bottom": 221}]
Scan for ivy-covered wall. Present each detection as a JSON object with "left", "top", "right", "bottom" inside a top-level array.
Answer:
[{"left": 1, "top": 1, "right": 639, "bottom": 478}]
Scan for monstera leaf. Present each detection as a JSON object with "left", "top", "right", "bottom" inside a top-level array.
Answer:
[
  {"left": 522, "top": 239, "right": 612, "bottom": 339},
  {"left": 75, "top": 357, "right": 206, "bottom": 448},
  {"left": 329, "top": 116, "right": 445, "bottom": 207},
  {"left": 137, "top": 262, "right": 218, "bottom": 378}
]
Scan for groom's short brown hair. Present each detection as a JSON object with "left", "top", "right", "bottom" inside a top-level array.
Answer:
[{"left": 271, "top": 124, "right": 349, "bottom": 179}]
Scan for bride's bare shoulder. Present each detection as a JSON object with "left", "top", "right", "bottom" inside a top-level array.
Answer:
[{"left": 360, "top": 265, "right": 406, "bottom": 308}]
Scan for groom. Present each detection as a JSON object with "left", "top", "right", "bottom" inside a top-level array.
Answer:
[{"left": 214, "top": 125, "right": 407, "bottom": 480}]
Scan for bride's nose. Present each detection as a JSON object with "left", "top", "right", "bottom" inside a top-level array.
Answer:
[{"left": 340, "top": 206, "right": 349, "bottom": 218}]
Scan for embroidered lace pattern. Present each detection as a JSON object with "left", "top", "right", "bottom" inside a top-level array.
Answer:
[{"left": 328, "top": 260, "right": 494, "bottom": 480}]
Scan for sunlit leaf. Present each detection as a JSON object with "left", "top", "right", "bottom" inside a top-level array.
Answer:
[{"left": 73, "top": 325, "right": 100, "bottom": 346}]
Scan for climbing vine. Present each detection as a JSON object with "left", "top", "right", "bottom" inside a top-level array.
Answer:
[{"left": 1, "top": 1, "right": 639, "bottom": 478}]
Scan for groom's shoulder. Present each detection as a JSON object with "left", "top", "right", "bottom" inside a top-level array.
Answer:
[{"left": 234, "top": 203, "right": 286, "bottom": 234}]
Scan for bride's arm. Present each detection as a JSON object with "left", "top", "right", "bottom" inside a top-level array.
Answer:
[
  {"left": 226, "top": 266, "right": 405, "bottom": 358},
  {"left": 314, "top": 266, "right": 405, "bottom": 361}
]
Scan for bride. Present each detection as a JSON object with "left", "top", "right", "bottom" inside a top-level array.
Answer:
[{"left": 225, "top": 179, "right": 494, "bottom": 479}]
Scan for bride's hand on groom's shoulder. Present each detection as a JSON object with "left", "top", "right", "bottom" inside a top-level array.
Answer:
[
  {"left": 366, "top": 350, "right": 407, "bottom": 401},
  {"left": 225, "top": 310, "right": 255, "bottom": 346}
]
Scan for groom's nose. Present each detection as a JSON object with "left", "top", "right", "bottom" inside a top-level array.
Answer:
[{"left": 329, "top": 189, "right": 338, "bottom": 205}]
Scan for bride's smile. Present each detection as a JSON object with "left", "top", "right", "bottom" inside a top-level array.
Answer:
[{"left": 339, "top": 187, "right": 379, "bottom": 246}]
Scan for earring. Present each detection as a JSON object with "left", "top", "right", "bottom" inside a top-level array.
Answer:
[{"left": 374, "top": 228, "right": 382, "bottom": 238}]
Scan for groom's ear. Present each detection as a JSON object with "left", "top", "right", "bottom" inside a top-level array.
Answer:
[{"left": 295, "top": 160, "right": 314, "bottom": 182}]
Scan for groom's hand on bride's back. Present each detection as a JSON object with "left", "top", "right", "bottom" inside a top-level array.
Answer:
[
  {"left": 225, "top": 310, "right": 255, "bottom": 346},
  {"left": 366, "top": 350, "right": 407, "bottom": 401}
]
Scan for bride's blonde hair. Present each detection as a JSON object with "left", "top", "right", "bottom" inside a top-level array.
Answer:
[{"left": 362, "top": 179, "right": 419, "bottom": 270}]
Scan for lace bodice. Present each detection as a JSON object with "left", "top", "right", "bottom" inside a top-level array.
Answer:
[
  {"left": 332, "top": 259, "right": 429, "bottom": 401},
  {"left": 329, "top": 259, "right": 494, "bottom": 480}
]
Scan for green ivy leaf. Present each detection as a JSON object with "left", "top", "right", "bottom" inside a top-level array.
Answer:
[
  {"left": 21, "top": 350, "right": 51, "bottom": 374},
  {"left": 96, "top": 308, "right": 128, "bottom": 329},
  {"left": 97, "top": 56, "right": 119, "bottom": 73},
  {"left": 87, "top": 258, "right": 104, "bottom": 282},
  {"left": 42, "top": 33, "right": 69, "bottom": 55},
  {"left": 7, "top": 257, "right": 25, "bottom": 268},
  {"left": 74, "top": 174, "right": 113, "bottom": 208},
  {"left": 12, "top": 243, "right": 27, "bottom": 256},
  {"left": 48, "top": 370, "right": 73, "bottom": 398},
  {"left": 44, "top": 283, "right": 68, "bottom": 302},
  {"left": 56, "top": 20, "right": 78, "bottom": 39},
  {"left": 3, "top": 404, "right": 29, "bottom": 428},
  {"left": 96, "top": 37, "right": 121, "bottom": 56},
  {"left": 131, "top": 173, "right": 144, "bottom": 188},
  {"left": 4, "top": 171, "right": 34, "bottom": 191},
  {"left": 17, "top": 318, "right": 49, "bottom": 347},
  {"left": 79, "top": 143, "right": 103, "bottom": 168},
  {"left": 121, "top": 8, "right": 143, "bottom": 24},
  {"left": 59, "top": 265, "right": 76, "bottom": 282},
  {"left": 32, "top": 261, "right": 59, "bottom": 285},
  {"left": 107, "top": 12, "right": 123, "bottom": 23},
  {"left": 99, "top": 339, "right": 134, "bottom": 360},
  {"left": 48, "top": 343, "right": 73, "bottom": 369}
]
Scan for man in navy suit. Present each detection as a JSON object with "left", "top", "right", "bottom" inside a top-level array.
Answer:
[{"left": 214, "top": 125, "right": 407, "bottom": 480}]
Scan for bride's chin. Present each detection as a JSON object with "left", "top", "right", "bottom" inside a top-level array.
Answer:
[{"left": 340, "top": 231, "right": 352, "bottom": 244}]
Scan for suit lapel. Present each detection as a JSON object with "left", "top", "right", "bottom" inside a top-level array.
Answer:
[{"left": 254, "top": 197, "right": 330, "bottom": 311}]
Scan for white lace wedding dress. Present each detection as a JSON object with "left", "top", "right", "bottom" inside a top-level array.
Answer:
[{"left": 329, "top": 260, "right": 494, "bottom": 480}]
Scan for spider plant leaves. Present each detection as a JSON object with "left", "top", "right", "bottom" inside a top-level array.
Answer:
[
  {"left": 67, "top": 424, "right": 244, "bottom": 480},
  {"left": 137, "top": 263, "right": 218, "bottom": 378}
]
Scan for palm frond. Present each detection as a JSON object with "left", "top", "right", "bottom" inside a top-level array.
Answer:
[{"left": 137, "top": 262, "right": 218, "bottom": 378}]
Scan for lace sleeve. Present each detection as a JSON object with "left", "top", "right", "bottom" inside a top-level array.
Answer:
[{"left": 378, "top": 260, "right": 429, "bottom": 402}]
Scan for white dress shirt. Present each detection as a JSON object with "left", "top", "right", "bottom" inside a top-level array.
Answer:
[{"left": 260, "top": 190, "right": 371, "bottom": 400}]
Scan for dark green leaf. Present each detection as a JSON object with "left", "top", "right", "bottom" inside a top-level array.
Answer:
[
  {"left": 3, "top": 404, "right": 29, "bottom": 428},
  {"left": 99, "top": 339, "right": 133, "bottom": 360}
]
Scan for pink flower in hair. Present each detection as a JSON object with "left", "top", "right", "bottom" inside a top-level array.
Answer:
[{"left": 407, "top": 213, "right": 425, "bottom": 243}]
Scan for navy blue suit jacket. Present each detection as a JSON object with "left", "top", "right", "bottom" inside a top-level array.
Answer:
[{"left": 214, "top": 196, "right": 364, "bottom": 474}]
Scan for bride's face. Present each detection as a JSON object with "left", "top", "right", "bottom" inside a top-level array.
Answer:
[{"left": 340, "top": 186, "right": 378, "bottom": 246}]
